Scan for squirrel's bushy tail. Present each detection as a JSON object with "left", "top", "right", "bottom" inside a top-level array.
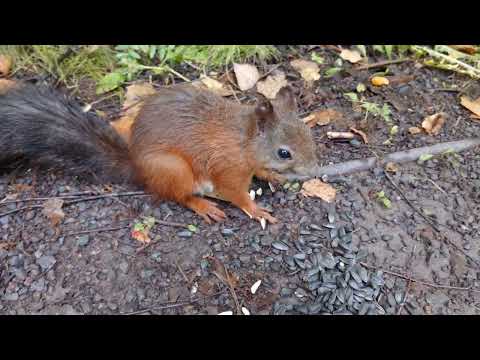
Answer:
[{"left": 0, "top": 83, "right": 132, "bottom": 182}]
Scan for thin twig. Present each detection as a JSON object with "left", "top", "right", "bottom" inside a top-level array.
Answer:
[
  {"left": 397, "top": 244, "right": 416, "bottom": 315},
  {"left": 62, "top": 225, "right": 129, "bottom": 237},
  {"left": 120, "top": 290, "right": 226, "bottom": 315},
  {"left": 223, "top": 263, "right": 242, "bottom": 315},
  {"left": 383, "top": 170, "right": 440, "bottom": 233},
  {"left": 355, "top": 58, "right": 412, "bottom": 71},
  {"left": 0, "top": 205, "right": 43, "bottom": 218},
  {"left": 64, "top": 191, "right": 149, "bottom": 206},
  {"left": 361, "top": 262, "right": 480, "bottom": 293},
  {"left": 175, "top": 258, "right": 191, "bottom": 284},
  {"left": 423, "top": 177, "right": 448, "bottom": 196}
]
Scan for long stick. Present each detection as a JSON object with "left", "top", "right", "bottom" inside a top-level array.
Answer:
[{"left": 315, "top": 138, "right": 480, "bottom": 178}]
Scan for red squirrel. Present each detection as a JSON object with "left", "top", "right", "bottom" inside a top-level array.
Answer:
[{"left": 0, "top": 82, "right": 319, "bottom": 224}]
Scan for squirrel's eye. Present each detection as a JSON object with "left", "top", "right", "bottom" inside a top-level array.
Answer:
[{"left": 277, "top": 148, "right": 292, "bottom": 160}]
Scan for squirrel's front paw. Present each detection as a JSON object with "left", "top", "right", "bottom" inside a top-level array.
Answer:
[{"left": 242, "top": 203, "right": 277, "bottom": 224}]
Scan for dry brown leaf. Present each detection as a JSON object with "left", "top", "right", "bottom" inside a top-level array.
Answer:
[
  {"left": 460, "top": 95, "right": 480, "bottom": 118},
  {"left": 14, "top": 184, "right": 33, "bottom": 192},
  {"left": 387, "top": 74, "right": 415, "bottom": 86},
  {"left": 42, "top": 198, "right": 65, "bottom": 227},
  {"left": 209, "top": 256, "right": 239, "bottom": 288},
  {"left": 449, "top": 45, "right": 477, "bottom": 55},
  {"left": 339, "top": 49, "right": 363, "bottom": 64},
  {"left": 290, "top": 59, "right": 320, "bottom": 83},
  {"left": 301, "top": 179, "right": 336, "bottom": 203},
  {"left": 0, "top": 241, "right": 16, "bottom": 251},
  {"left": 326, "top": 131, "right": 354, "bottom": 140},
  {"left": 371, "top": 76, "right": 390, "bottom": 87},
  {"left": 256, "top": 71, "right": 288, "bottom": 99},
  {"left": 198, "top": 76, "right": 234, "bottom": 97},
  {"left": 233, "top": 63, "right": 260, "bottom": 91},
  {"left": 302, "top": 109, "right": 343, "bottom": 128},
  {"left": 350, "top": 127, "right": 369, "bottom": 144},
  {"left": 0, "top": 55, "right": 12, "bottom": 77},
  {"left": 408, "top": 126, "right": 423, "bottom": 135},
  {"left": 422, "top": 112, "right": 447, "bottom": 136},
  {"left": 385, "top": 162, "right": 399, "bottom": 173},
  {"left": 131, "top": 229, "right": 151, "bottom": 244},
  {"left": 0, "top": 78, "right": 16, "bottom": 94}
]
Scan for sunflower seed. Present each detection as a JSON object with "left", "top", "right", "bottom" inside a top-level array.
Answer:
[
  {"left": 358, "top": 266, "right": 369, "bottom": 283},
  {"left": 330, "top": 228, "right": 338, "bottom": 240},
  {"left": 358, "top": 302, "right": 370, "bottom": 315},
  {"left": 308, "top": 303, "right": 323, "bottom": 314},
  {"left": 350, "top": 268, "right": 362, "bottom": 284},
  {"left": 294, "top": 258, "right": 306, "bottom": 269},
  {"left": 293, "top": 253, "right": 306, "bottom": 260},
  {"left": 348, "top": 279, "right": 361, "bottom": 290},
  {"left": 395, "top": 291, "right": 404, "bottom": 304},
  {"left": 387, "top": 293, "right": 396, "bottom": 307},
  {"left": 322, "top": 223, "right": 336, "bottom": 229},
  {"left": 338, "top": 226, "right": 346, "bottom": 238},
  {"left": 309, "top": 224, "right": 323, "bottom": 231},
  {"left": 308, "top": 281, "right": 322, "bottom": 291},
  {"left": 328, "top": 212, "right": 335, "bottom": 224},
  {"left": 307, "top": 267, "right": 321, "bottom": 277},
  {"left": 272, "top": 242, "right": 289, "bottom": 251}
]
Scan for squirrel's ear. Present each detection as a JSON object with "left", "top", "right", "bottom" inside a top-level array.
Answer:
[
  {"left": 272, "top": 86, "right": 297, "bottom": 113},
  {"left": 254, "top": 98, "right": 277, "bottom": 132}
]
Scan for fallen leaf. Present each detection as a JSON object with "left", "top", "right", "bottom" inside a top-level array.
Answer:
[
  {"left": 460, "top": 95, "right": 480, "bottom": 118},
  {"left": 302, "top": 109, "right": 343, "bottom": 128},
  {"left": 449, "top": 45, "right": 477, "bottom": 55},
  {"left": 0, "top": 241, "right": 16, "bottom": 251},
  {"left": 42, "top": 198, "right": 65, "bottom": 227},
  {"left": 339, "top": 49, "right": 363, "bottom": 64},
  {"left": 300, "top": 179, "right": 336, "bottom": 203},
  {"left": 350, "top": 127, "right": 369, "bottom": 144},
  {"left": 386, "top": 74, "right": 415, "bottom": 86},
  {"left": 209, "top": 256, "right": 239, "bottom": 288},
  {"left": 14, "top": 184, "right": 33, "bottom": 192},
  {"left": 408, "top": 126, "right": 422, "bottom": 135},
  {"left": 356, "top": 83, "right": 366, "bottom": 93},
  {"left": 418, "top": 153, "right": 434, "bottom": 163},
  {"left": 131, "top": 216, "right": 156, "bottom": 244},
  {"left": 326, "top": 131, "right": 355, "bottom": 140},
  {"left": 0, "top": 55, "right": 12, "bottom": 76},
  {"left": 290, "top": 59, "right": 320, "bottom": 83},
  {"left": 256, "top": 71, "right": 288, "bottom": 99},
  {"left": 385, "top": 162, "right": 399, "bottom": 173},
  {"left": 233, "top": 63, "right": 260, "bottom": 91},
  {"left": 198, "top": 76, "right": 234, "bottom": 97},
  {"left": 0, "top": 79, "right": 16, "bottom": 94},
  {"left": 422, "top": 112, "right": 447, "bottom": 136},
  {"left": 371, "top": 76, "right": 389, "bottom": 87}
]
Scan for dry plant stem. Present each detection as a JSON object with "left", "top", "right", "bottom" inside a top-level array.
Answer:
[
  {"left": 63, "top": 225, "right": 129, "bottom": 237},
  {"left": 412, "top": 45, "right": 480, "bottom": 79},
  {"left": 397, "top": 244, "right": 416, "bottom": 315},
  {"left": 361, "top": 262, "right": 480, "bottom": 294},
  {"left": 355, "top": 58, "right": 411, "bottom": 71},
  {"left": 224, "top": 264, "right": 242, "bottom": 315},
  {"left": 315, "top": 138, "right": 480, "bottom": 178}
]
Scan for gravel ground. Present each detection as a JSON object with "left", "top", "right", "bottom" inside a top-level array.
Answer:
[{"left": 1, "top": 47, "right": 480, "bottom": 315}]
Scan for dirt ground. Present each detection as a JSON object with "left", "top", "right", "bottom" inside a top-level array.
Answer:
[{"left": 1, "top": 46, "right": 480, "bottom": 315}]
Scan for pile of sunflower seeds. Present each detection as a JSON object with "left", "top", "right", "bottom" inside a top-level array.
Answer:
[{"left": 272, "top": 210, "right": 387, "bottom": 315}]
